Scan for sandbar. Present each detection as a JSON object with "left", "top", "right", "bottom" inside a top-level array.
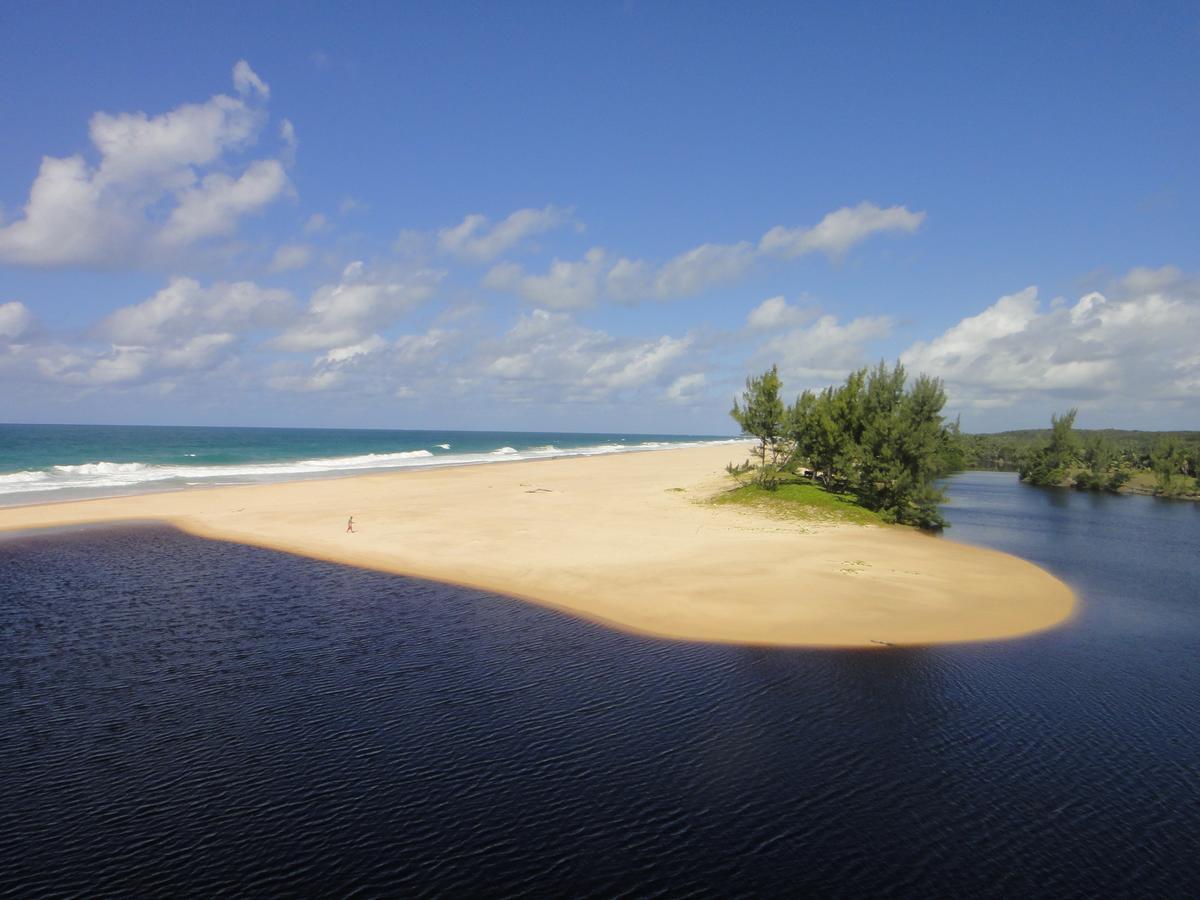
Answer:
[{"left": 0, "top": 443, "right": 1075, "bottom": 647}]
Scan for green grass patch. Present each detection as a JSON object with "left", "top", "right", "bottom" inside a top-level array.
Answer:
[
  {"left": 712, "top": 478, "right": 883, "bottom": 525},
  {"left": 1097, "top": 470, "right": 1198, "bottom": 499},
  {"left": 1124, "top": 471, "right": 1158, "bottom": 491}
]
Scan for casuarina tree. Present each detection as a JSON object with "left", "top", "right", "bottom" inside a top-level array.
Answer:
[{"left": 730, "top": 365, "right": 787, "bottom": 487}]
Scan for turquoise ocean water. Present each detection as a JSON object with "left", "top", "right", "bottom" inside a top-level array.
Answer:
[{"left": 0, "top": 423, "right": 739, "bottom": 506}]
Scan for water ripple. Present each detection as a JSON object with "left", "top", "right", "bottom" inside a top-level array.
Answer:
[{"left": 1, "top": 504, "right": 1199, "bottom": 896}]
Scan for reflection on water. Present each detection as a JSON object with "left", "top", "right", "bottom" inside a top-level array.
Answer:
[{"left": 1, "top": 473, "right": 1198, "bottom": 896}]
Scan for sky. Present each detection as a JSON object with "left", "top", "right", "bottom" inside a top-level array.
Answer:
[{"left": 1, "top": 1, "right": 1198, "bottom": 435}]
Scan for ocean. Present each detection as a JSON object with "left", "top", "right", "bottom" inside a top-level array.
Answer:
[
  {"left": 1, "top": 473, "right": 1198, "bottom": 895},
  {"left": 0, "top": 423, "right": 739, "bottom": 506}
]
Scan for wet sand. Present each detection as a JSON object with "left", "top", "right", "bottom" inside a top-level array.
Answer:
[{"left": 0, "top": 443, "right": 1075, "bottom": 646}]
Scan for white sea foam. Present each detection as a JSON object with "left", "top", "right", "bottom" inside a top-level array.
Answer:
[
  {"left": 0, "top": 438, "right": 746, "bottom": 501},
  {"left": 0, "top": 470, "right": 49, "bottom": 484},
  {"left": 54, "top": 461, "right": 149, "bottom": 475}
]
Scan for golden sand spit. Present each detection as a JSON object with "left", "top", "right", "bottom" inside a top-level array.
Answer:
[{"left": 0, "top": 443, "right": 1074, "bottom": 647}]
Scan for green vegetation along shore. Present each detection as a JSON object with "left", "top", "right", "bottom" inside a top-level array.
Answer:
[
  {"left": 1011, "top": 410, "right": 1200, "bottom": 499},
  {"left": 713, "top": 478, "right": 885, "bottom": 526},
  {"left": 728, "top": 363, "right": 1200, "bottom": 520},
  {"left": 728, "top": 361, "right": 961, "bottom": 528}
]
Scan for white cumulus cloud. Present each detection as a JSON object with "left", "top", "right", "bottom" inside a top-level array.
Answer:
[
  {"left": 486, "top": 202, "right": 925, "bottom": 307},
  {"left": 233, "top": 59, "right": 270, "bottom": 99},
  {"left": 484, "top": 248, "right": 607, "bottom": 310},
  {"left": 746, "top": 295, "right": 813, "bottom": 330},
  {"left": 158, "top": 159, "right": 290, "bottom": 247},
  {"left": 759, "top": 202, "right": 926, "bottom": 259},
  {"left": 0, "top": 61, "right": 290, "bottom": 267},
  {"left": 608, "top": 242, "right": 757, "bottom": 302},
  {"left": 438, "top": 205, "right": 572, "bottom": 262},
  {"left": 273, "top": 261, "right": 441, "bottom": 351},
  {"left": 5, "top": 276, "right": 291, "bottom": 390},
  {"left": 760, "top": 313, "right": 895, "bottom": 384},
  {"left": 0, "top": 302, "right": 34, "bottom": 340},
  {"left": 268, "top": 243, "right": 313, "bottom": 272},
  {"left": 99, "top": 277, "right": 292, "bottom": 345},
  {"left": 318, "top": 334, "right": 388, "bottom": 366},
  {"left": 901, "top": 268, "right": 1200, "bottom": 419},
  {"left": 481, "top": 309, "right": 693, "bottom": 401},
  {"left": 269, "top": 326, "right": 462, "bottom": 396}
]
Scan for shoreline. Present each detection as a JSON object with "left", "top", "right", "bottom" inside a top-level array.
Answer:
[
  {"left": 963, "top": 468, "right": 1200, "bottom": 503},
  {"left": 0, "top": 443, "right": 1076, "bottom": 648},
  {"left": 0, "top": 437, "right": 746, "bottom": 509}
]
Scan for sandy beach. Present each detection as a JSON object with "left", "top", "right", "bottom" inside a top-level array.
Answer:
[{"left": 0, "top": 443, "right": 1075, "bottom": 647}]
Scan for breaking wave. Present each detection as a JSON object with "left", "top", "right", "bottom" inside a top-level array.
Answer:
[{"left": 0, "top": 438, "right": 744, "bottom": 501}]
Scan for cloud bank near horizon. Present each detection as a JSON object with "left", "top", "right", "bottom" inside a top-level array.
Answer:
[
  {"left": 2, "top": 61, "right": 1196, "bottom": 432},
  {"left": 5, "top": 261, "right": 1195, "bottom": 431}
]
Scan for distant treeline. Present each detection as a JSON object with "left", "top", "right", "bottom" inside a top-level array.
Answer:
[
  {"left": 962, "top": 428, "right": 1200, "bottom": 471},
  {"left": 965, "top": 415, "right": 1200, "bottom": 499}
]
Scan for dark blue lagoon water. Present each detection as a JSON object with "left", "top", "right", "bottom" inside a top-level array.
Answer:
[{"left": 1, "top": 472, "right": 1198, "bottom": 896}]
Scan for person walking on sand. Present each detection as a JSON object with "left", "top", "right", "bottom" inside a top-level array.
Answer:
[{"left": 346, "top": 515, "right": 355, "bottom": 533}]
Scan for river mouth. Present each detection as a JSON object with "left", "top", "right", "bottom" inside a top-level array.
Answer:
[{"left": 1, "top": 473, "right": 1197, "bottom": 896}]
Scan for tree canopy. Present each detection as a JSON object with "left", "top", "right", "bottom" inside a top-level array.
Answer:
[
  {"left": 1019, "top": 409, "right": 1080, "bottom": 487},
  {"left": 731, "top": 361, "right": 959, "bottom": 528},
  {"left": 1007, "top": 412, "right": 1200, "bottom": 498},
  {"left": 1150, "top": 436, "right": 1197, "bottom": 497},
  {"left": 730, "top": 364, "right": 786, "bottom": 486},
  {"left": 962, "top": 427, "right": 1200, "bottom": 483}
]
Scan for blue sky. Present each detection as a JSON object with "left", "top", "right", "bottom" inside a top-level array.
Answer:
[{"left": 1, "top": 1, "right": 1197, "bottom": 433}]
